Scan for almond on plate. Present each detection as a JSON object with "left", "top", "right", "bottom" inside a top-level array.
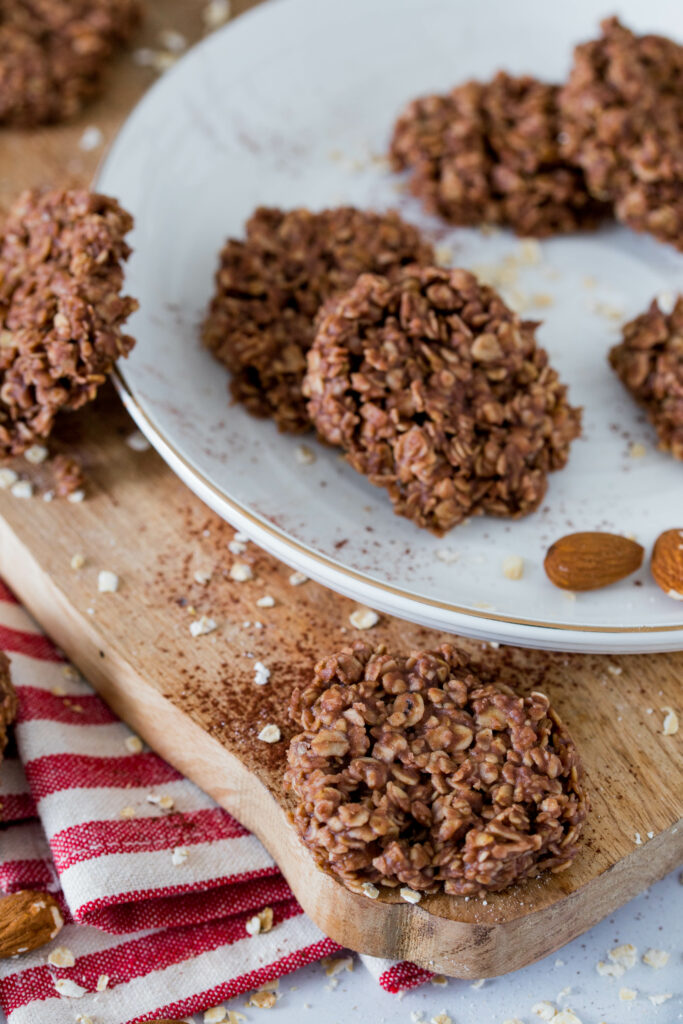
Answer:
[
  {"left": 651, "top": 528, "right": 683, "bottom": 600},
  {"left": 0, "top": 890, "right": 64, "bottom": 958},
  {"left": 544, "top": 532, "right": 644, "bottom": 591}
]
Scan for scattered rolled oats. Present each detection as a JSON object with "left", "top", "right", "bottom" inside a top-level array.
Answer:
[
  {"left": 97, "top": 570, "right": 119, "bottom": 593},
  {"left": 609, "top": 943, "right": 637, "bottom": 970},
  {"left": 295, "top": 444, "right": 316, "bottom": 465},
  {"left": 0, "top": 468, "right": 19, "bottom": 489},
  {"left": 618, "top": 987, "right": 637, "bottom": 1001},
  {"left": 204, "top": 1007, "right": 227, "bottom": 1023},
  {"left": 119, "top": 805, "right": 136, "bottom": 818},
  {"left": 125, "top": 430, "right": 150, "bottom": 451},
  {"left": 349, "top": 607, "right": 380, "bottom": 630},
  {"left": 96, "top": 974, "right": 109, "bottom": 991},
  {"left": 24, "top": 444, "right": 48, "bottom": 464},
  {"left": 203, "top": 0, "right": 231, "bottom": 30},
  {"left": 70, "top": 553, "right": 85, "bottom": 570},
  {"left": 596, "top": 959, "right": 624, "bottom": 978},
  {"left": 642, "top": 948, "right": 669, "bottom": 969},
  {"left": 246, "top": 989, "right": 277, "bottom": 1009},
  {"left": 147, "top": 793, "right": 174, "bottom": 810},
  {"left": 257, "top": 595, "right": 275, "bottom": 608},
  {"left": 171, "top": 846, "right": 189, "bottom": 866},
  {"left": 159, "top": 28, "right": 186, "bottom": 52},
  {"left": 190, "top": 616, "right": 217, "bottom": 637},
  {"left": 11, "top": 480, "right": 33, "bottom": 499},
  {"left": 230, "top": 562, "right": 253, "bottom": 581},
  {"left": 253, "top": 662, "right": 271, "bottom": 686},
  {"left": 532, "top": 1002, "right": 557, "bottom": 1021},
  {"left": 289, "top": 571, "right": 308, "bottom": 586},
  {"left": 79, "top": 126, "right": 104, "bottom": 151},
  {"left": 400, "top": 887, "right": 422, "bottom": 904},
  {"left": 322, "top": 956, "right": 354, "bottom": 977},
  {"left": 649, "top": 993, "right": 672, "bottom": 1006},
  {"left": 361, "top": 881, "right": 379, "bottom": 899},
  {"left": 194, "top": 569, "right": 212, "bottom": 585},
  {"left": 661, "top": 706, "right": 679, "bottom": 735},
  {"left": 257, "top": 724, "right": 281, "bottom": 743},
  {"left": 47, "top": 946, "right": 75, "bottom": 967},
  {"left": 124, "top": 734, "right": 143, "bottom": 754},
  {"left": 245, "top": 906, "right": 274, "bottom": 936},
  {"left": 54, "top": 978, "right": 86, "bottom": 998},
  {"left": 502, "top": 555, "right": 524, "bottom": 580}
]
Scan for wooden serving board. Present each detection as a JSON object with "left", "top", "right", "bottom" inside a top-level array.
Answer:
[{"left": 0, "top": 0, "right": 681, "bottom": 980}]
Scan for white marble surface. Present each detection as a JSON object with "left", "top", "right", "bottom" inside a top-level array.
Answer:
[{"left": 178, "top": 870, "right": 682, "bottom": 1024}]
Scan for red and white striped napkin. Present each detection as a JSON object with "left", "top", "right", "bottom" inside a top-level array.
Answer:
[{"left": 0, "top": 582, "right": 428, "bottom": 1023}]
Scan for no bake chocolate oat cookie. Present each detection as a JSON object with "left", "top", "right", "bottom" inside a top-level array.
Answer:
[
  {"left": 285, "top": 641, "right": 588, "bottom": 896},
  {"left": 390, "top": 72, "right": 607, "bottom": 237},
  {"left": 202, "top": 206, "right": 434, "bottom": 433},
  {"left": 0, "top": 188, "right": 138, "bottom": 456},
  {"left": 0, "top": 651, "right": 16, "bottom": 766},
  {"left": 609, "top": 295, "right": 683, "bottom": 460},
  {"left": 304, "top": 266, "right": 581, "bottom": 534},
  {"left": 559, "top": 17, "right": 683, "bottom": 250},
  {"left": 0, "top": 0, "right": 141, "bottom": 127}
]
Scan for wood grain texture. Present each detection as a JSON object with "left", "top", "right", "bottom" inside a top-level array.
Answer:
[{"left": 0, "top": 0, "right": 681, "bottom": 978}]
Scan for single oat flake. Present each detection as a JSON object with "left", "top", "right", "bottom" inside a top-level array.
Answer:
[
  {"left": 54, "top": 978, "right": 86, "bottom": 998},
  {"left": 230, "top": 562, "right": 253, "bottom": 582},
  {"left": 171, "top": 846, "right": 189, "bottom": 866},
  {"left": 400, "top": 887, "right": 422, "bottom": 904},
  {"left": 124, "top": 734, "right": 143, "bottom": 754},
  {"left": 661, "top": 706, "right": 679, "bottom": 735},
  {"left": 258, "top": 723, "right": 281, "bottom": 743},
  {"left": 204, "top": 1007, "right": 227, "bottom": 1023},
  {"left": 24, "top": 443, "right": 48, "bottom": 464},
  {"left": 502, "top": 554, "right": 524, "bottom": 580},
  {"left": 349, "top": 607, "right": 379, "bottom": 630},
  {"left": 643, "top": 948, "right": 669, "bottom": 969},
  {"left": 47, "top": 946, "right": 75, "bottom": 968},
  {"left": 190, "top": 616, "right": 217, "bottom": 637},
  {"left": 97, "top": 570, "right": 119, "bottom": 593}
]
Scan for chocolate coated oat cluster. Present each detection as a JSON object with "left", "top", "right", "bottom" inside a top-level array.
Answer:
[
  {"left": 304, "top": 266, "right": 581, "bottom": 533},
  {"left": 0, "top": 0, "right": 141, "bottom": 127},
  {"left": 609, "top": 295, "right": 683, "bottom": 461},
  {"left": 202, "top": 206, "right": 434, "bottom": 433},
  {"left": 285, "top": 641, "right": 588, "bottom": 896},
  {"left": 390, "top": 72, "right": 608, "bottom": 237},
  {"left": 559, "top": 17, "right": 683, "bottom": 251},
  {"left": 0, "top": 189, "right": 138, "bottom": 455}
]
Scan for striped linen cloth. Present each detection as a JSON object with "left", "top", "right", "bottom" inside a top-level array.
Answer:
[{"left": 0, "top": 582, "right": 428, "bottom": 1023}]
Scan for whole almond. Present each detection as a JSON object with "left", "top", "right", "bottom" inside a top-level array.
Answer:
[
  {"left": 544, "top": 532, "right": 644, "bottom": 591},
  {"left": 0, "top": 890, "right": 64, "bottom": 958},
  {"left": 651, "top": 528, "right": 683, "bottom": 600}
]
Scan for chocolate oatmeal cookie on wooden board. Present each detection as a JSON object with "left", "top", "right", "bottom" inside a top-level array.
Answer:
[
  {"left": 559, "top": 17, "right": 683, "bottom": 251},
  {"left": 202, "top": 206, "right": 434, "bottom": 433},
  {"left": 0, "top": 0, "right": 142, "bottom": 127},
  {"left": 609, "top": 295, "right": 683, "bottom": 461},
  {"left": 0, "top": 188, "right": 138, "bottom": 456},
  {"left": 304, "top": 266, "right": 581, "bottom": 534},
  {"left": 0, "top": 651, "right": 16, "bottom": 767},
  {"left": 390, "top": 72, "right": 607, "bottom": 237},
  {"left": 285, "top": 641, "right": 587, "bottom": 898}
]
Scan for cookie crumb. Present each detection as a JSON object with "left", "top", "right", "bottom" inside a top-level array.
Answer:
[
  {"left": 79, "top": 126, "right": 104, "bottom": 151},
  {"left": 124, "top": 734, "right": 143, "bottom": 754},
  {"left": 361, "top": 881, "right": 379, "bottom": 899},
  {"left": 194, "top": 569, "right": 212, "bottom": 585},
  {"left": 70, "top": 553, "right": 85, "bottom": 570},
  {"left": 0, "top": 468, "right": 18, "bottom": 489},
  {"left": 97, "top": 570, "right": 119, "bottom": 593},
  {"left": 253, "top": 661, "right": 271, "bottom": 686},
  {"left": 126, "top": 430, "right": 150, "bottom": 451},
  {"left": 400, "top": 887, "right": 422, "bottom": 904},
  {"left": 47, "top": 946, "right": 75, "bottom": 968},
  {"left": 257, "top": 595, "right": 275, "bottom": 608},
  {"left": 11, "top": 480, "right": 32, "bottom": 499},
  {"left": 295, "top": 444, "right": 316, "bottom": 465},
  {"left": 289, "top": 571, "right": 308, "bottom": 586}
]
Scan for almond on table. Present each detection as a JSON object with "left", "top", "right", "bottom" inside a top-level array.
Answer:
[{"left": 0, "top": 890, "right": 64, "bottom": 958}]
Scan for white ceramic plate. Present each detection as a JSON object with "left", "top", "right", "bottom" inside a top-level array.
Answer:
[{"left": 98, "top": 0, "right": 683, "bottom": 652}]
